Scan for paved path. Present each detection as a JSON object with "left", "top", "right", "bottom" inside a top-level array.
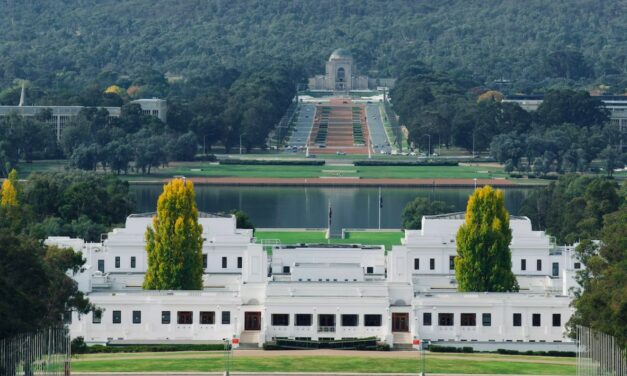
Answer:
[
  {"left": 73, "top": 349, "right": 574, "bottom": 365},
  {"left": 74, "top": 373, "right": 560, "bottom": 376},
  {"left": 285, "top": 104, "right": 315, "bottom": 149}
]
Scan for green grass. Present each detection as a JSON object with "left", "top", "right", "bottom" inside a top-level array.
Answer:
[
  {"left": 255, "top": 231, "right": 327, "bottom": 244},
  {"left": 14, "top": 159, "right": 539, "bottom": 183},
  {"left": 255, "top": 230, "right": 404, "bottom": 250},
  {"left": 71, "top": 354, "right": 575, "bottom": 374}
]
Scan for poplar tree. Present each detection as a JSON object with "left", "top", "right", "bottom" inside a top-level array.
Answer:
[
  {"left": 1, "top": 169, "right": 19, "bottom": 208},
  {"left": 455, "top": 185, "right": 518, "bottom": 292},
  {"left": 143, "top": 178, "right": 204, "bottom": 290}
]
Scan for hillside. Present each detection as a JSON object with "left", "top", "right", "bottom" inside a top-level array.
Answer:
[{"left": 1, "top": 0, "right": 626, "bottom": 92}]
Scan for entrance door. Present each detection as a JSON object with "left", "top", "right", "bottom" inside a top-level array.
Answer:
[
  {"left": 244, "top": 312, "right": 261, "bottom": 331},
  {"left": 392, "top": 313, "right": 409, "bottom": 332}
]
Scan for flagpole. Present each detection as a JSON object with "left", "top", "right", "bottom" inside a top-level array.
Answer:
[
  {"left": 378, "top": 187, "right": 382, "bottom": 230},
  {"left": 327, "top": 200, "right": 332, "bottom": 243}
]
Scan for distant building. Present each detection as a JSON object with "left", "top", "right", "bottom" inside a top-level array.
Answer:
[
  {"left": 0, "top": 97, "right": 167, "bottom": 141},
  {"left": 308, "top": 49, "right": 395, "bottom": 91},
  {"left": 49, "top": 212, "right": 581, "bottom": 350}
]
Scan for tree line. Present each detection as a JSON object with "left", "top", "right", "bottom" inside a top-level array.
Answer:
[
  {"left": 391, "top": 64, "right": 625, "bottom": 174},
  {"left": 0, "top": 65, "right": 297, "bottom": 176},
  {"left": 1, "top": 1, "right": 627, "bottom": 94}
]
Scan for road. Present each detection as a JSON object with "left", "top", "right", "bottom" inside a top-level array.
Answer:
[{"left": 365, "top": 104, "right": 392, "bottom": 155}]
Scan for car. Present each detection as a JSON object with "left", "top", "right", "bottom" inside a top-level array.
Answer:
[
  {"left": 306, "top": 154, "right": 316, "bottom": 158},
  {"left": 432, "top": 152, "right": 439, "bottom": 157},
  {"left": 419, "top": 152, "right": 427, "bottom": 157},
  {"left": 380, "top": 150, "right": 386, "bottom": 154},
  {"left": 336, "top": 151, "right": 346, "bottom": 155},
  {"left": 410, "top": 151, "right": 417, "bottom": 156}
]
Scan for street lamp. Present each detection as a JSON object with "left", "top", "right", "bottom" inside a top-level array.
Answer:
[{"left": 421, "top": 134, "right": 431, "bottom": 156}]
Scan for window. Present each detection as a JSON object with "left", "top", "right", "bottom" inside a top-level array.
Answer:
[
  {"left": 341, "top": 314, "right": 358, "bottom": 327},
  {"left": 115, "top": 256, "right": 120, "bottom": 268},
  {"left": 92, "top": 310, "right": 102, "bottom": 324},
  {"left": 162, "top": 311, "right": 171, "bottom": 324},
  {"left": 222, "top": 257, "right": 227, "bottom": 269},
  {"left": 272, "top": 314, "right": 289, "bottom": 326},
  {"left": 177, "top": 311, "right": 193, "bottom": 324},
  {"left": 513, "top": 313, "right": 522, "bottom": 327},
  {"left": 460, "top": 313, "right": 476, "bottom": 326},
  {"left": 414, "top": 258, "right": 420, "bottom": 270},
  {"left": 552, "top": 314, "right": 561, "bottom": 327},
  {"left": 423, "top": 312, "right": 432, "bottom": 326},
  {"left": 364, "top": 314, "right": 382, "bottom": 327},
  {"left": 318, "top": 314, "right": 335, "bottom": 329},
  {"left": 366, "top": 266, "right": 374, "bottom": 274},
  {"left": 202, "top": 254, "right": 207, "bottom": 269},
  {"left": 521, "top": 259, "right": 527, "bottom": 271},
  {"left": 438, "top": 313, "right": 454, "bottom": 326},
  {"left": 482, "top": 313, "right": 492, "bottom": 327},
  {"left": 537, "top": 259, "right": 542, "bottom": 271},
  {"left": 552, "top": 262, "right": 559, "bottom": 277},
  {"left": 113, "top": 310, "right": 121, "bottom": 324},
  {"left": 430, "top": 258, "right": 435, "bottom": 270},
  {"left": 133, "top": 310, "right": 141, "bottom": 324},
  {"left": 283, "top": 266, "right": 290, "bottom": 274},
  {"left": 237, "top": 257, "right": 242, "bottom": 269},
  {"left": 200, "top": 311, "right": 215, "bottom": 324},
  {"left": 130, "top": 256, "right": 136, "bottom": 269},
  {"left": 574, "top": 262, "right": 581, "bottom": 270},
  {"left": 295, "top": 314, "right": 312, "bottom": 326},
  {"left": 222, "top": 311, "right": 231, "bottom": 325},
  {"left": 449, "top": 256, "right": 455, "bottom": 270},
  {"left": 532, "top": 313, "right": 541, "bottom": 327},
  {"left": 97, "top": 259, "right": 105, "bottom": 273}
]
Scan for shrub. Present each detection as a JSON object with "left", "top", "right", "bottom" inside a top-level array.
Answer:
[{"left": 220, "top": 159, "right": 324, "bottom": 166}]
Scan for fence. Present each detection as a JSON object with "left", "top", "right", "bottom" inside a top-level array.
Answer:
[
  {"left": 576, "top": 325, "right": 626, "bottom": 376},
  {"left": 0, "top": 327, "right": 71, "bottom": 376}
]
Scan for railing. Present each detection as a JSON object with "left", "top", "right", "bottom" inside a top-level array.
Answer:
[
  {"left": 0, "top": 327, "right": 71, "bottom": 376},
  {"left": 576, "top": 325, "right": 626, "bottom": 376},
  {"left": 318, "top": 326, "right": 336, "bottom": 333}
]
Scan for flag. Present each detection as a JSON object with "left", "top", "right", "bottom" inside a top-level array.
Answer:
[{"left": 328, "top": 202, "right": 332, "bottom": 228}]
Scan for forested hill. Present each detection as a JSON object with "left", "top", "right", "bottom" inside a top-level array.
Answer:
[{"left": 1, "top": 0, "right": 626, "bottom": 92}]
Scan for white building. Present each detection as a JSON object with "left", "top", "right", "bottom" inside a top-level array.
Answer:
[
  {"left": 0, "top": 98, "right": 167, "bottom": 141},
  {"left": 48, "top": 212, "right": 581, "bottom": 349}
]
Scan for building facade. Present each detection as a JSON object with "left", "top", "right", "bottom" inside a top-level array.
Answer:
[
  {"left": 49, "top": 213, "right": 581, "bottom": 349},
  {"left": 0, "top": 98, "right": 167, "bottom": 141},
  {"left": 308, "top": 49, "right": 394, "bottom": 92}
]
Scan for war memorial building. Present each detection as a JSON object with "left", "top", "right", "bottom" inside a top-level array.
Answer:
[
  {"left": 50, "top": 212, "right": 581, "bottom": 351},
  {"left": 308, "top": 49, "right": 395, "bottom": 91}
]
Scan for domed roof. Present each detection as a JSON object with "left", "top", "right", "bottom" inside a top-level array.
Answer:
[{"left": 329, "top": 48, "right": 352, "bottom": 61}]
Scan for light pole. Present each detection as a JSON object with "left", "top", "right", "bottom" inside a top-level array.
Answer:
[
  {"left": 239, "top": 134, "right": 242, "bottom": 155},
  {"left": 422, "top": 134, "right": 431, "bottom": 156}
]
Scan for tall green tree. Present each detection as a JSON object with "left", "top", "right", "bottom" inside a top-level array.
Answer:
[
  {"left": 401, "top": 197, "right": 454, "bottom": 229},
  {"left": 568, "top": 204, "right": 627, "bottom": 349},
  {"left": 455, "top": 186, "right": 518, "bottom": 292},
  {"left": 143, "top": 178, "right": 204, "bottom": 290}
]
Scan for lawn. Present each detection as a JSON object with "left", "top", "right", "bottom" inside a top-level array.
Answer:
[
  {"left": 130, "top": 163, "right": 509, "bottom": 180},
  {"left": 255, "top": 230, "right": 404, "bottom": 250},
  {"left": 71, "top": 353, "right": 575, "bottom": 374}
]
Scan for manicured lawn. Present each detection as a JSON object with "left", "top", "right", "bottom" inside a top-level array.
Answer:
[
  {"left": 255, "top": 230, "right": 404, "bottom": 250},
  {"left": 129, "top": 163, "right": 509, "bottom": 180},
  {"left": 71, "top": 353, "right": 575, "bottom": 374},
  {"left": 255, "top": 231, "right": 327, "bottom": 244}
]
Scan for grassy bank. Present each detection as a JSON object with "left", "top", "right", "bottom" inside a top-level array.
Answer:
[{"left": 71, "top": 352, "right": 575, "bottom": 374}]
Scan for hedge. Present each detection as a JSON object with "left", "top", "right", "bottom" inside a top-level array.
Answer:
[
  {"left": 354, "top": 161, "right": 458, "bottom": 167},
  {"left": 71, "top": 337, "right": 228, "bottom": 354},
  {"left": 428, "top": 345, "right": 473, "bottom": 353},
  {"left": 220, "top": 159, "right": 325, "bottom": 166}
]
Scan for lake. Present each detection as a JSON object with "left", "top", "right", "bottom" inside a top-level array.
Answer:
[{"left": 131, "top": 185, "right": 532, "bottom": 232}]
